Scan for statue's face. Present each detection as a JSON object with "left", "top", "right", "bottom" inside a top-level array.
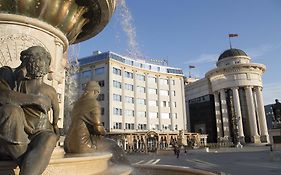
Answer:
[{"left": 25, "top": 51, "right": 50, "bottom": 79}]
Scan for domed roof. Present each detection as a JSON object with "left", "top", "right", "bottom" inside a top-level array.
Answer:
[{"left": 218, "top": 48, "right": 247, "bottom": 61}]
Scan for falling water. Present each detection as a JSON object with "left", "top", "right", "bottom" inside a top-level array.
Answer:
[
  {"left": 63, "top": 44, "right": 80, "bottom": 133},
  {"left": 116, "top": 0, "right": 143, "bottom": 59}
]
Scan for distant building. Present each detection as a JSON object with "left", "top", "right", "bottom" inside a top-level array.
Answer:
[
  {"left": 75, "top": 51, "right": 191, "bottom": 152},
  {"left": 185, "top": 48, "right": 269, "bottom": 144}
]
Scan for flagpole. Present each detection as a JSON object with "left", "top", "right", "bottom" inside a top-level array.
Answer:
[{"left": 229, "top": 36, "right": 232, "bottom": 49}]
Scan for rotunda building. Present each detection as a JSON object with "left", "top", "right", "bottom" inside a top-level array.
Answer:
[{"left": 205, "top": 48, "right": 268, "bottom": 144}]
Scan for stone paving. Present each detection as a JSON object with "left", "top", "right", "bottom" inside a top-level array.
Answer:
[{"left": 127, "top": 146, "right": 281, "bottom": 175}]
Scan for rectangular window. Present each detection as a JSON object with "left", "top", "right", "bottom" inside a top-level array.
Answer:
[
  {"left": 148, "top": 88, "right": 157, "bottom": 94},
  {"left": 101, "top": 107, "right": 105, "bottom": 115},
  {"left": 160, "top": 90, "right": 169, "bottom": 96},
  {"left": 161, "top": 113, "right": 170, "bottom": 119},
  {"left": 82, "top": 70, "right": 92, "bottom": 79},
  {"left": 98, "top": 80, "right": 105, "bottom": 87},
  {"left": 159, "top": 78, "right": 168, "bottom": 85},
  {"left": 113, "top": 122, "right": 122, "bottom": 129},
  {"left": 124, "top": 109, "right": 134, "bottom": 117},
  {"left": 173, "top": 91, "right": 176, "bottom": 96},
  {"left": 113, "top": 80, "right": 122, "bottom": 88},
  {"left": 137, "top": 111, "right": 146, "bottom": 118},
  {"left": 113, "top": 107, "right": 122, "bottom": 116},
  {"left": 173, "top": 102, "right": 177, "bottom": 107},
  {"left": 125, "top": 96, "right": 134, "bottom": 103},
  {"left": 136, "top": 98, "right": 146, "bottom": 105},
  {"left": 150, "top": 112, "right": 158, "bottom": 118},
  {"left": 124, "top": 83, "right": 134, "bottom": 91},
  {"left": 125, "top": 123, "right": 135, "bottom": 130},
  {"left": 137, "top": 86, "right": 145, "bottom": 93},
  {"left": 124, "top": 71, "right": 134, "bottom": 79},
  {"left": 136, "top": 74, "right": 145, "bottom": 81},
  {"left": 172, "top": 80, "right": 175, "bottom": 85},
  {"left": 97, "top": 94, "right": 105, "bottom": 101},
  {"left": 95, "top": 67, "right": 105, "bottom": 75},
  {"left": 161, "top": 101, "right": 169, "bottom": 107},
  {"left": 138, "top": 124, "right": 147, "bottom": 130},
  {"left": 113, "top": 94, "right": 122, "bottom": 102},
  {"left": 172, "top": 113, "right": 177, "bottom": 119},
  {"left": 148, "top": 76, "right": 157, "bottom": 83},
  {"left": 148, "top": 100, "right": 158, "bottom": 107},
  {"left": 113, "top": 67, "right": 122, "bottom": 75}
]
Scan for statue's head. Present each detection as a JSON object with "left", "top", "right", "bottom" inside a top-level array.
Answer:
[
  {"left": 275, "top": 99, "right": 279, "bottom": 103},
  {"left": 20, "top": 46, "right": 51, "bottom": 79},
  {"left": 85, "top": 81, "right": 100, "bottom": 96}
]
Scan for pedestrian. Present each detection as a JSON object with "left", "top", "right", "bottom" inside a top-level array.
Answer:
[
  {"left": 184, "top": 147, "right": 187, "bottom": 156},
  {"left": 176, "top": 146, "right": 180, "bottom": 158}
]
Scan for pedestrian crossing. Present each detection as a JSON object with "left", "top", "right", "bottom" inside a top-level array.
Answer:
[{"left": 134, "top": 159, "right": 161, "bottom": 165}]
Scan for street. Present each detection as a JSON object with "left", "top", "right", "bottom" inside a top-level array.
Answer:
[{"left": 127, "top": 146, "right": 281, "bottom": 175}]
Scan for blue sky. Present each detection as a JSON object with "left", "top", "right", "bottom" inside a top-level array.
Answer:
[{"left": 72, "top": 0, "right": 281, "bottom": 105}]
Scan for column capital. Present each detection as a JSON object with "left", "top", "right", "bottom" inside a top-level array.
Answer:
[
  {"left": 244, "top": 86, "right": 253, "bottom": 90},
  {"left": 254, "top": 86, "right": 263, "bottom": 91},
  {"left": 231, "top": 87, "right": 239, "bottom": 90}
]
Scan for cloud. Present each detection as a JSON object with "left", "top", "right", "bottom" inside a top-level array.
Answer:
[
  {"left": 184, "top": 53, "right": 218, "bottom": 65},
  {"left": 263, "top": 82, "right": 281, "bottom": 105},
  {"left": 247, "top": 43, "right": 281, "bottom": 59}
]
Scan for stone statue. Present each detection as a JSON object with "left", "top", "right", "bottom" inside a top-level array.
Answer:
[
  {"left": 64, "top": 81, "right": 106, "bottom": 153},
  {"left": 64, "top": 81, "right": 130, "bottom": 164},
  {"left": 0, "top": 46, "right": 59, "bottom": 175},
  {"left": 272, "top": 99, "right": 281, "bottom": 127}
]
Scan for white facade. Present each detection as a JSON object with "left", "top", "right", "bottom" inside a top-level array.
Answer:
[
  {"left": 186, "top": 48, "right": 269, "bottom": 144},
  {"left": 78, "top": 52, "right": 187, "bottom": 134}
]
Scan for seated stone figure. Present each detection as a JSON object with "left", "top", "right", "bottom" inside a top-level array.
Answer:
[
  {"left": 64, "top": 81, "right": 129, "bottom": 164},
  {"left": 0, "top": 46, "right": 59, "bottom": 175}
]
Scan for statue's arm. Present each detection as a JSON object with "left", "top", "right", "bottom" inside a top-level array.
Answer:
[{"left": 48, "top": 86, "right": 60, "bottom": 137}]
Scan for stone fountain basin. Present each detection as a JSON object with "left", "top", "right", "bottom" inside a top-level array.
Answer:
[{"left": 133, "top": 164, "right": 218, "bottom": 175}]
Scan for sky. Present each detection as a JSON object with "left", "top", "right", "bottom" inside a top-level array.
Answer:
[{"left": 71, "top": 0, "right": 281, "bottom": 105}]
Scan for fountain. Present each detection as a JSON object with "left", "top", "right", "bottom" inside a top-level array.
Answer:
[{"left": 0, "top": 1, "right": 216, "bottom": 174}]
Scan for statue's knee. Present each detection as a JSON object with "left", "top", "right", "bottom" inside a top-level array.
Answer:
[{"left": 0, "top": 104, "right": 24, "bottom": 118}]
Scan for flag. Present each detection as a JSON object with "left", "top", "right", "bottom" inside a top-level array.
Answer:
[
  {"left": 189, "top": 65, "right": 195, "bottom": 69},
  {"left": 229, "top": 34, "right": 238, "bottom": 37}
]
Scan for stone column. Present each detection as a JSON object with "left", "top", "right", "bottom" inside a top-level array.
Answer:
[
  {"left": 255, "top": 86, "right": 269, "bottom": 143},
  {"left": 219, "top": 89, "right": 230, "bottom": 140},
  {"left": 214, "top": 91, "right": 223, "bottom": 141},
  {"left": 245, "top": 86, "right": 260, "bottom": 143},
  {"left": 232, "top": 87, "right": 245, "bottom": 143}
]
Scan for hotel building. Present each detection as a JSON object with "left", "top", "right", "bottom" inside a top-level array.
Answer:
[{"left": 76, "top": 51, "right": 194, "bottom": 151}]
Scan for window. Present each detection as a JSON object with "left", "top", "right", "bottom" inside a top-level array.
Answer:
[
  {"left": 113, "top": 122, "right": 122, "bottom": 129},
  {"left": 161, "top": 113, "right": 170, "bottom": 119},
  {"left": 125, "top": 96, "right": 134, "bottom": 103},
  {"left": 138, "top": 124, "right": 147, "bottom": 130},
  {"left": 173, "top": 102, "right": 177, "bottom": 107},
  {"left": 148, "top": 88, "right": 157, "bottom": 94},
  {"left": 124, "top": 109, "right": 134, "bottom": 117},
  {"left": 151, "top": 124, "right": 159, "bottom": 130},
  {"left": 125, "top": 123, "right": 135, "bottom": 130},
  {"left": 161, "top": 101, "right": 169, "bottom": 107},
  {"left": 160, "top": 90, "right": 169, "bottom": 96},
  {"left": 175, "top": 124, "right": 178, "bottom": 130},
  {"left": 159, "top": 78, "right": 168, "bottom": 85},
  {"left": 124, "top": 71, "right": 133, "bottom": 79},
  {"left": 113, "top": 80, "right": 122, "bottom": 88},
  {"left": 82, "top": 70, "right": 92, "bottom": 79},
  {"left": 101, "top": 107, "right": 105, "bottom": 115},
  {"left": 136, "top": 74, "right": 145, "bottom": 81},
  {"left": 113, "top": 108, "right": 122, "bottom": 116},
  {"left": 124, "top": 83, "right": 134, "bottom": 91},
  {"left": 98, "top": 80, "right": 105, "bottom": 87},
  {"left": 113, "top": 94, "right": 122, "bottom": 102},
  {"left": 95, "top": 67, "right": 105, "bottom": 75},
  {"left": 162, "top": 124, "right": 170, "bottom": 130},
  {"left": 97, "top": 94, "right": 104, "bottom": 101},
  {"left": 137, "top": 111, "right": 146, "bottom": 118},
  {"left": 148, "top": 76, "right": 157, "bottom": 83},
  {"left": 172, "top": 113, "right": 177, "bottom": 119},
  {"left": 136, "top": 98, "right": 146, "bottom": 105},
  {"left": 150, "top": 112, "right": 158, "bottom": 118},
  {"left": 113, "top": 67, "right": 122, "bottom": 75},
  {"left": 148, "top": 100, "right": 158, "bottom": 107},
  {"left": 172, "top": 80, "right": 175, "bottom": 85},
  {"left": 137, "top": 86, "right": 145, "bottom": 93},
  {"left": 173, "top": 91, "right": 176, "bottom": 96}
]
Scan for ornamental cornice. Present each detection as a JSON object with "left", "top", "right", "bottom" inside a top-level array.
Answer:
[{"left": 206, "top": 63, "right": 265, "bottom": 78}]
